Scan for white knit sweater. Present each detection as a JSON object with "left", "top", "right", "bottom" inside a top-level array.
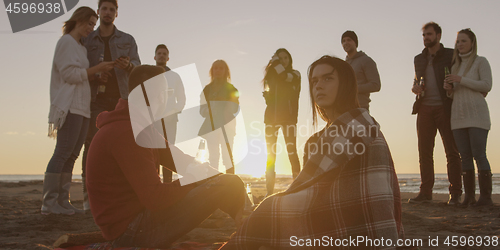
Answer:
[
  {"left": 48, "top": 34, "right": 91, "bottom": 137},
  {"left": 450, "top": 53, "right": 492, "bottom": 130}
]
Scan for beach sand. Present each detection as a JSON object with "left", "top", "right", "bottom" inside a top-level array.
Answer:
[{"left": 1, "top": 178, "right": 499, "bottom": 249}]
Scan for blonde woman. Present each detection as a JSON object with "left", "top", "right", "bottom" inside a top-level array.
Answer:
[
  {"left": 199, "top": 60, "right": 239, "bottom": 174},
  {"left": 444, "top": 28, "right": 493, "bottom": 206}
]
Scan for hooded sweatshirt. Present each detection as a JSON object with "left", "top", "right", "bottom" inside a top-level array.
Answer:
[
  {"left": 86, "top": 99, "right": 194, "bottom": 240},
  {"left": 345, "top": 51, "right": 381, "bottom": 109}
]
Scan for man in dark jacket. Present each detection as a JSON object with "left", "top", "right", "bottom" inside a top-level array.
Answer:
[
  {"left": 341, "top": 30, "right": 381, "bottom": 111},
  {"left": 154, "top": 44, "right": 186, "bottom": 182},
  {"left": 409, "top": 22, "right": 462, "bottom": 205}
]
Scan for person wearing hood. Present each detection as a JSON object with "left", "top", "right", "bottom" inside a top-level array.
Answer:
[
  {"left": 341, "top": 30, "right": 381, "bottom": 111},
  {"left": 86, "top": 65, "right": 246, "bottom": 248}
]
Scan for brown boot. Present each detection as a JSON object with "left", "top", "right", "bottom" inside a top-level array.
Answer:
[
  {"left": 408, "top": 192, "right": 432, "bottom": 203},
  {"left": 447, "top": 193, "right": 461, "bottom": 206}
]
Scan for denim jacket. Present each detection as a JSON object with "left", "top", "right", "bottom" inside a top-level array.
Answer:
[{"left": 83, "top": 26, "right": 141, "bottom": 101}]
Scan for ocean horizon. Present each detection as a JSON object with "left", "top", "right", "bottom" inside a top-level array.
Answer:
[{"left": 1, "top": 174, "right": 499, "bottom": 194}]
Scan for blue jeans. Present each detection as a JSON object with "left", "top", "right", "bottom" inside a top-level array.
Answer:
[
  {"left": 452, "top": 127, "right": 490, "bottom": 171},
  {"left": 112, "top": 174, "right": 245, "bottom": 249},
  {"left": 46, "top": 112, "right": 89, "bottom": 173}
]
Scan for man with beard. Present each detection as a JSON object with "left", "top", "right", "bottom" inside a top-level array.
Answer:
[
  {"left": 409, "top": 22, "right": 462, "bottom": 205},
  {"left": 82, "top": 0, "right": 141, "bottom": 211},
  {"left": 154, "top": 44, "right": 186, "bottom": 182},
  {"left": 341, "top": 30, "right": 381, "bottom": 111}
]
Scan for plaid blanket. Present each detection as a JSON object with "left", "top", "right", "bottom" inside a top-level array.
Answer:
[
  {"left": 55, "top": 241, "right": 218, "bottom": 250},
  {"left": 221, "top": 109, "right": 403, "bottom": 249}
]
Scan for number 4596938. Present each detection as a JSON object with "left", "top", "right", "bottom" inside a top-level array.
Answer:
[
  {"left": 5, "top": 2, "right": 61, "bottom": 14},
  {"left": 444, "top": 236, "right": 498, "bottom": 247}
]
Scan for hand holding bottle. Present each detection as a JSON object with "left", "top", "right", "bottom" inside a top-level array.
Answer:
[
  {"left": 412, "top": 77, "right": 424, "bottom": 97},
  {"left": 97, "top": 61, "right": 115, "bottom": 72},
  {"left": 98, "top": 71, "right": 112, "bottom": 83},
  {"left": 444, "top": 74, "right": 462, "bottom": 85},
  {"left": 411, "top": 83, "right": 423, "bottom": 95}
]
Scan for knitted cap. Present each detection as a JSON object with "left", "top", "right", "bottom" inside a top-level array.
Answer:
[{"left": 341, "top": 30, "right": 358, "bottom": 47}]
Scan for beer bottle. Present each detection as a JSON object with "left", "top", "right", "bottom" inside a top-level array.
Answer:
[
  {"left": 419, "top": 76, "right": 425, "bottom": 98},
  {"left": 445, "top": 66, "right": 450, "bottom": 76},
  {"left": 97, "top": 54, "right": 106, "bottom": 94}
]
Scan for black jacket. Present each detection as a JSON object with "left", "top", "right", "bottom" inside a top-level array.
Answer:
[
  {"left": 412, "top": 43, "right": 453, "bottom": 115},
  {"left": 198, "top": 82, "right": 239, "bottom": 137},
  {"left": 263, "top": 62, "right": 301, "bottom": 124}
]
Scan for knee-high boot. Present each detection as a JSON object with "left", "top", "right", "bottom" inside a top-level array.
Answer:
[
  {"left": 58, "top": 173, "right": 85, "bottom": 214},
  {"left": 460, "top": 170, "right": 476, "bottom": 207},
  {"left": 41, "top": 172, "right": 75, "bottom": 215},
  {"left": 82, "top": 177, "right": 90, "bottom": 211},
  {"left": 474, "top": 171, "right": 493, "bottom": 206}
]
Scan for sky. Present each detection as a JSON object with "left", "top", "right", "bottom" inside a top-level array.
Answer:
[{"left": 0, "top": 0, "right": 499, "bottom": 177}]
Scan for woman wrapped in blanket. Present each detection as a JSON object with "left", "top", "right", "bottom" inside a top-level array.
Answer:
[
  {"left": 443, "top": 29, "right": 493, "bottom": 207},
  {"left": 220, "top": 56, "right": 403, "bottom": 249}
]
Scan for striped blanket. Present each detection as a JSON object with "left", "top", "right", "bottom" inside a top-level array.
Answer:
[{"left": 221, "top": 109, "right": 404, "bottom": 249}]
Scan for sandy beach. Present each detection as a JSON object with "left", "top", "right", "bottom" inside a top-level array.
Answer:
[{"left": 1, "top": 178, "right": 499, "bottom": 249}]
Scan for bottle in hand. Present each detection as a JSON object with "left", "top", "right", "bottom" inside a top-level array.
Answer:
[{"left": 98, "top": 54, "right": 106, "bottom": 94}]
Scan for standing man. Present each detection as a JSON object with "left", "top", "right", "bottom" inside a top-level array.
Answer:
[
  {"left": 154, "top": 44, "right": 186, "bottom": 182},
  {"left": 410, "top": 22, "right": 462, "bottom": 205},
  {"left": 341, "top": 30, "right": 381, "bottom": 111},
  {"left": 82, "top": 0, "right": 141, "bottom": 211}
]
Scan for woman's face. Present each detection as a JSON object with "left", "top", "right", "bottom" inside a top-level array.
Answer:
[
  {"left": 212, "top": 62, "right": 226, "bottom": 80},
  {"left": 311, "top": 64, "right": 339, "bottom": 110},
  {"left": 456, "top": 33, "right": 473, "bottom": 54},
  {"left": 278, "top": 51, "right": 290, "bottom": 68},
  {"left": 77, "top": 16, "right": 97, "bottom": 38}
]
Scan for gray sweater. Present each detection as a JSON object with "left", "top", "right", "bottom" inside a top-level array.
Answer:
[{"left": 346, "top": 51, "right": 381, "bottom": 109}]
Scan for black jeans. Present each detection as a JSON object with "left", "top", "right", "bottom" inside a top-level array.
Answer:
[
  {"left": 112, "top": 174, "right": 246, "bottom": 248},
  {"left": 82, "top": 97, "right": 120, "bottom": 178}
]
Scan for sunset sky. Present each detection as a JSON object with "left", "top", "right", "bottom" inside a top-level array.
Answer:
[{"left": 0, "top": 0, "right": 498, "bottom": 177}]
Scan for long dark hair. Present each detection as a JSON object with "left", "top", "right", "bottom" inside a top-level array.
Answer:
[
  {"left": 308, "top": 56, "right": 359, "bottom": 126},
  {"left": 63, "top": 6, "right": 97, "bottom": 35},
  {"left": 262, "top": 48, "right": 293, "bottom": 88}
]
